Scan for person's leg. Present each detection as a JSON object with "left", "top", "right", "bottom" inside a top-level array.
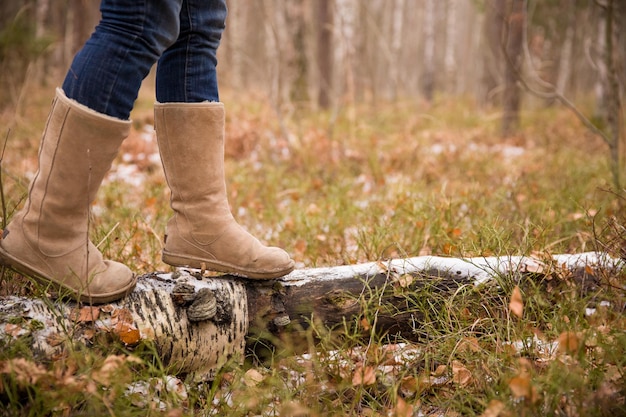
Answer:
[
  {"left": 154, "top": 0, "right": 294, "bottom": 279},
  {"left": 0, "top": 0, "right": 186, "bottom": 303},
  {"left": 155, "top": 0, "right": 224, "bottom": 103},
  {"left": 63, "top": 0, "right": 183, "bottom": 119}
]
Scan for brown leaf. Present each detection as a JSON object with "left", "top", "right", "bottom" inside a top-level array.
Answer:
[
  {"left": 509, "top": 374, "right": 539, "bottom": 403},
  {"left": 111, "top": 308, "right": 134, "bottom": 325},
  {"left": 243, "top": 368, "right": 265, "bottom": 387},
  {"left": 0, "top": 358, "right": 48, "bottom": 385},
  {"left": 91, "top": 355, "right": 126, "bottom": 386},
  {"left": 46, "top": 332, "right": 66, "bottom": 347},
  {"left": 523, "top": 259, "right": 545, "bottom": 274},
  {"left": 280, "top": 401, "right": 311, "bottom": 417},
  {"left": 509, "top": 286, "right": 524, "bottom": 318},
  {"left": 400, "top": 375, "right": 419, "bottom": 395},
  {"left": 451, "top": 360, "right": 473, "bottom": 387},
  {"left": 4, "top": 323, "right": 24, "bottom": 337},
  {"left": 352, "top": 364, "right": 376, "bottom": 386},
  {"left": 480, "top": 399, "right": 506, "bottom": 417},
  {"left": 557, "top": 331, "right": 579, "bottom": 354},
  {"left": 393, "top": 396, "right": 414, "bottom": 417},
  {"left": 458, "top": 337, "right": 481, "bottom": 353},
  {"left": 70, "top": 306, "right": 100, "bottom": 323},
  {"left": 395, "top": 274, "right": 414, "bottom": 288},
  {"left": 508, "top": 375, "right": 531, "bottom": 398}
]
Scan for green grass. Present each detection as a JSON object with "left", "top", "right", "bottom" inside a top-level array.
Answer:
[{"left": 0, "top": 84, "right": 624, "bottom": 416}]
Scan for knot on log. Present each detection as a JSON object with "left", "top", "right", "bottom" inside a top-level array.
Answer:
[
  {"left": 273, "top": 314, "right": 291, "bottom": 327},
  {"left": 186, "top": 288, "right": 217, "bottom": 322},
  {"left": 324, "top": 289, "right": 359, "bottom": 311}
]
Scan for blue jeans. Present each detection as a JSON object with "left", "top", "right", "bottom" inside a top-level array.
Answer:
[{"left": 62, "top": 0, "right": 227, "bottom": 120}]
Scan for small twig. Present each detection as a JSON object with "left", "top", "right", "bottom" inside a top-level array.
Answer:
[
  {"left": 517, "top": 76, "right": 613, "bottom": 147},
  {"left": 1, "top": 130, "right": 10, "bottom": 229},
  {"left": 96, "top": 222, "right": 120, "bottom": 250}
]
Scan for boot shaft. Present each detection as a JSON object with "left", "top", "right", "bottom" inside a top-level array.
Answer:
[
  {"left": 154, "top": 102, "right": 233, "bottom": 242},
  {"left": 23, "top": 88, "right": 130, "bottom": 256}
]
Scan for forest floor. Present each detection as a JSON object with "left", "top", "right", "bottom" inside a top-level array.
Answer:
[{"left": 0, "top": 83, "right": 625, "bottom": 416}]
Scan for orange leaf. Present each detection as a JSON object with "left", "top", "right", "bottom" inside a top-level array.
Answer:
[
  {"left": 114, "top": 322, "right": 141, "bottom": 346},
  {"left": 294, "top": 239, "right": 307, "bottom": 255},
  {"left": 360, "top": 317, "right": 371, "bottom": 332},
  {"left": 557, "top": 331, "right": 579, "bottom": 354},
  {"left": 509, "top": 286, "right": 524, "bottom": 318},
  {"left": 508, "top": 374, "right": 532, "bottom": 398},
  {"left": 509, "top": 374, "right": 539, "bottom": 403}
]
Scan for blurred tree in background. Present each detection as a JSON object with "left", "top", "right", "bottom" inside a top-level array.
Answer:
[{"left": 0, "top": 0, "right": 623, "bottom": 164}]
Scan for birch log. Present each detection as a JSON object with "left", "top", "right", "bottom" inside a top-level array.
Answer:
[
  {"left": 0, "top": 252, "right": 622, "bottom": 381},
  {"left": 0, "top": 275, "right": 249, "bottom": 381}
]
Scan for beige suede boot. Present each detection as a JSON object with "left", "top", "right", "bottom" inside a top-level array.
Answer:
[
  {"left": 0, "top": 88, "right": 136, "bottom": 304},
  {"left": 154, "top": 102, "right": 295, "bottom": 279}
]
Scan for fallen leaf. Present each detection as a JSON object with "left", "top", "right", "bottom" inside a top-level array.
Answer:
[
  {"left": 111, "top": 308, "right": 134, "bottom": 325},
  {"left": 433, "top": 364, "right": 448, "bottom": 376},
  {"left": 294, "top": 239, "right": 307, "bottom": 255},
  {"left": 280, "top": 401, "right": 311, "bottom": 417},
  {"left": 91, "top": 355, "right": 126, "bottom": 386},
  {"left": 400, "top": 375, "right": 418, "bottom": 396},
  {"left": 100, "top": 304, "right": 115, "bottom": 313},
  {"left": 395, "top": 274, "right": 414, "bottom": 288},
  {"left": 509, "top": 374, "right": 538, "bottom": 403},
  {"left": 557, "top": 331, "right": 579, "bottom": 354},
  {"left": 523, "top": 259, "right": 545, "bottom": 274},
  {"left": 46, "top": 333, "right": 66, "bottom": 347},
  {"left": 352, "top": 364, "right": 376, "bottom": 386},
  {"left": 114, "top": 322, "right": 141, "bottom": 346},
  {"left": 360, "top": 317, "right": 371, "bottom": 332},
  {"left": 4, "top": 323, "right": 24, "bottom": 337},
  {"left": 451, "top": 360, "right": 473, "bottom": 387},
  {"left": 243, "top": 368, "right": 265, "bottom": 387},
  {"left": 480, "top": 399, "right": 506, "bottom": 417},
  {"left": 458, "top": 337, "right": 481, "bottom": 353},
  {"left": 393, "top": 396, "right": 414, "bottom": 417},
  {"left": 509, "top": 286, "right": 524, "bottom": 318},
  {"left": 70, "top": 306, "right": 100, "bottom": 323},
  {"left": 0, "top": 358, "right": 48, "bottom": 385},
  {"left": 508, "top": 374, "right": 531, "bottom": 398}
]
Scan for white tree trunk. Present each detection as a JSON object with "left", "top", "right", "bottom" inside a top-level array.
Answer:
[
  {"left": 556, "top": 5, "right": 575, "bottom": 96},
  {"left": 444, "top": 0, "right": 458, "bottom": 93},
  {"left": 422, "top": 0, "right": 436, "bottom": 100}
]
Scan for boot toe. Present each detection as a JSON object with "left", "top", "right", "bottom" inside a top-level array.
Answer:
[
  {"left": 253, "top": 246, "right": 295, "bottom": 277},
  {"left": 83, "top": 261, "right": 136, "bottom": 304}
]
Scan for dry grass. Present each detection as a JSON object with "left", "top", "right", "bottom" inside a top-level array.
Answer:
[{"left": 0, "top": 82, "right": 624, "bottom": 416}]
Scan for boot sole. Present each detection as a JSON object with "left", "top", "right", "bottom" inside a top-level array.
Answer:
[
  {"left": 0, "top": 245, "right": 136, "bottom": 304},
  {"left": 162, "top": 251, "right": 295, "bottom": 279}
]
